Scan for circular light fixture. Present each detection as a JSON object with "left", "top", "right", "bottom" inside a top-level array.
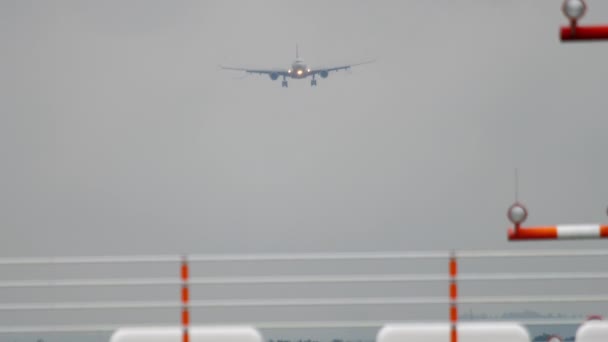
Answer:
[
  {"left": 507, "top": 202, "right": 528, "bottom": 225},
  {"left": 562, "top": 0, "right": 587, "bottom": 21}
]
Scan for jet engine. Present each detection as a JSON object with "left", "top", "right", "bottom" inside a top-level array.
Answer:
[
  {"left": 269, "top": 73, "right": 279, "bottom": 80},
  {"left": 319, "top": 71, "right": 329, "bottom": 78}
]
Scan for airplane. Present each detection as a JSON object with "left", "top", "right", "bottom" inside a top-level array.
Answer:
[{"left": 220, "top": 45, "right": 374, "bottom": 87}]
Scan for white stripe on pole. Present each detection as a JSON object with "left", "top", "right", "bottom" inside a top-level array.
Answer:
[{"left": 557, "top": 225, "right": 601, "bottom": 239}]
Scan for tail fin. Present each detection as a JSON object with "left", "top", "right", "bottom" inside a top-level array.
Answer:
[{"left": 296, "top": 44, "right": 299, "bottom": 59}]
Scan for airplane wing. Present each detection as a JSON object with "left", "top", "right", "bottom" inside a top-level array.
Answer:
[
  {"left": 310, "top": 60, "right": 375, "bottom": 75},
  {"left": 220, "top": 66, "right": 288, "bottom": 77}
]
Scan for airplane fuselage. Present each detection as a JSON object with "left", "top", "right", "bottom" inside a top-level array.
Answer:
[{"left": 287, "top": 59, "right": 311, "bottom": 79}]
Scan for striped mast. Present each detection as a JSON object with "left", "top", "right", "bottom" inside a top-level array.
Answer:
[
  {"left": 181, "top": 255, "right": 190, "bottom": 342},
  {"left": 449, "top": 251, "right": 458, "bottom": 342}
]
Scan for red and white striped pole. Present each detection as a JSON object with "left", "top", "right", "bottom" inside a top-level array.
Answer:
[
  {"left": 449, "top": 251, "right": 458, "bottom": 342},
  {"left": 560, "top": 0, "right": 608, "bottom": 41},
  {"left": 507, "top": 202, "right": 608, "bottom": 241},
  {"left": 181, "top": 256, "right": 190, "bottom": 342},
  {"left": 509, "top": 225, "right": 608, "bottom": 241}
]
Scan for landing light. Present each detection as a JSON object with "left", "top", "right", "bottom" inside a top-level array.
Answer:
[
  {"left": 297, "top": 70, "right": 303, "bottom": 75},
  {"left": 288, "top": 69, "right": 292, "bottom": 73},
  {"left": 307, "top": 68, "right": 311, "bottom": 72}
]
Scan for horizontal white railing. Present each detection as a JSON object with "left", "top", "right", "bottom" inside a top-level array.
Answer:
[
  {"left": 0, "top": 319, "right": 593, "bottom": 334},
  {"left": 0, "top": 249, "right": 605, "bottom": 333},
  {"left": 0, "top": 295, "right": 607, "bottom": 311},
  {"left": 0, "top": 271, "right": 608, "bottom": 288},
  {"left": 0, "top": 249, "right": 607, "bottom": 265}
]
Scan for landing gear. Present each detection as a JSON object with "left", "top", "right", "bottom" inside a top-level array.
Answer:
[
  {"left": 281, "top": 76, "right": 288, "bottom": 88},
  {"left": 311, "top": 75, "right": 317, "bottom": 87}
]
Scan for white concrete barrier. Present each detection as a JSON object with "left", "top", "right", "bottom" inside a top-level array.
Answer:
[
  {"left": 377, "top": 323, "right": 530, "bottom": 342},
  {"left": 110, "top": 326, "right": 263, "bottom": 342},
  {"left": 576, "top": 321, "right": 608, "bottom": 342}
]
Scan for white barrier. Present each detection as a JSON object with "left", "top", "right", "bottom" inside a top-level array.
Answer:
[
  {"left": 0, "top": 249, "right": 604, "bottom": 334},
  {"left": 110, "top": 326, "right": 263, "bottom": 342},
  {"left": 377, "top": 322, "right": 530, "bottom": 342},
  {"left": 576, "top": 321, "right": 608, "bottom": 342}
]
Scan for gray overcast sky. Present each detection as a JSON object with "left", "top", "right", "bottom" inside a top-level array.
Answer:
[{"left": 1, "top": 0, "right": 608, "bottom": 341}]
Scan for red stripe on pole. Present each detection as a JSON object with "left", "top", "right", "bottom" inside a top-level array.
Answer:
[
  {"left": 508, "top": 227, "right": 558, "bottom": 240},
  {"left": 182, "top": 308, "right": 189, "bottom": 326},
  {"left": 450, "top": 283, "right": 458, "bottom": 300},
  {"left": 451, "top": 327, "right": 458, "bottom": 342},
  {"left": 449, "top": 259, "right": 457, "bottom": 277},
  {"left": 181, "top": 263, "right": 189, "bottom": 281},
  {"left": 450, "top": 305, "right": 458, "bottom": 323},
  {"left": 601, "top": 226, "right": 608, "bottom": 238},
  {"left": 183, "top": 329, "right": 189, "bottom": 342},
  {"left": 182, "top": 286, "right": 189, "bottom": 304},
  {"left": 561, "top": 25, "right": 608, "bottom": 41},
  {"left": 450, "top": 282, "right": 457, "bottom": 300}
]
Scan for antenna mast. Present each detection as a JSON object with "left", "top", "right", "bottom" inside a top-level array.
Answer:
[{"left": 514, "top": 168, "right": 519, "bottom": 202}]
